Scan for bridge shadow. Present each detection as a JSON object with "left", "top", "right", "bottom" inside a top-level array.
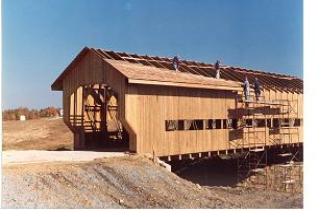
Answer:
[
  {"left": 49, "top": 139, "right": 129, "bottom": 153},
  {"left": 170, "top": 157, "right": 239, "bottom": 187},
  {"left": 169, "top": 146, "right": 303, "bottom": 187},
  {"left": 52, "top": 147, "right": 72, "bottom": 151}
]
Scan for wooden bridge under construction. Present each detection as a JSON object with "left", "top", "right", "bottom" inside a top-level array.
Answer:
[{"left": 51, "top": 47, "right": 303, "bottom": 161}]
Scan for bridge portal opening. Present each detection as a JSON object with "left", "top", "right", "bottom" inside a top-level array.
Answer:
[{"left": 70, "top": 84, "right": 129, "bottom": 151}]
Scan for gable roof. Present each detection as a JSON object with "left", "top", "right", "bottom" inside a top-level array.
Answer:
[
  {"left": 51, "top": 47, "right": 303, "bottom": 93},
  {"left": 104, "top": 59, "right": 242, "bottom": 91}
]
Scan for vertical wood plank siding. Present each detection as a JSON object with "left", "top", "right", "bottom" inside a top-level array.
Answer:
[{"left": 62, "top": 50, "right": 303, "bottom": 156}]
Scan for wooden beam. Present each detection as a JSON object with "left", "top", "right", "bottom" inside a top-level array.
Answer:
[{"left": 128, "top": 79, "right": 243, "bottom": 91}]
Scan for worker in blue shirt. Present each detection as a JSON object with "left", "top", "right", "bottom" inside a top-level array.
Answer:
[
  {"left": 172, "top": 56, "right": 179, "bottom": 71},
  {"left": 215, "top": 60, "right": 220, "bottom": 79},
  {"left": 254, "top": 77, "right": 261, "bottom": 101}
]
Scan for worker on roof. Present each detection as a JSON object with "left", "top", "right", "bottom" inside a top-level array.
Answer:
[
  {"left": 214, "top": 60, "right": 221, "bottom": 79},
  {"left": 172, "top": 56, "right": 180, "bottom": 71},
  {"left": 243, "top": 77, "right": 250, "bottom": 101},
  {"left": 254, "top": 77, "right": 261, "bottom": 101}
]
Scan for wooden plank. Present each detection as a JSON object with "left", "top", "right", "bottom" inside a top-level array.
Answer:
[{"left": 128, "top": 79, "right": 242, "bottom": 91}]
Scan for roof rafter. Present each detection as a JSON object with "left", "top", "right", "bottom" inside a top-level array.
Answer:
[{"left": 52, "top": 47, "right": 303, "bottom": 93}]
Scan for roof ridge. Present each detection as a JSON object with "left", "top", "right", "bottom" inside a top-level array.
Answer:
[
  {"left": 228, "top": 66, "right": 298, "bottom": 79},
  {"left": 90, "top": 47, "right": 300, "bottom": 80},
  {"left": 52, "top": 47, "right": 303, "bottom": 92}
]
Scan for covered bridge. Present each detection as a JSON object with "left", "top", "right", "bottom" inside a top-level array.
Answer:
[{"left": 51, "top": 47, "right": 303, "bottom": 159}]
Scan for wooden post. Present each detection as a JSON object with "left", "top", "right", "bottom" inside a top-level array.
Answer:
[{"left": 74, "top": 130, "right": 85, "bottom": 150}]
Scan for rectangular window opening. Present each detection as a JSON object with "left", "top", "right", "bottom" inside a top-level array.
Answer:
[
  {"left": 223, "top": 119, "right": 227, "bottom": 129},
  {"left": 256, "top": 119, "right": 266, "bottom": 128},
  {"left": 246, "top": 119, "right": 253, "bottom": 128},
  {"left": 178, "top": 120, "right": 184, "bottom": 130},
  {"left": 289, "top": 118, "right": 295, "bottom": 127},
  {"left": 206, "top": 119, "right": 213, "bottom": 129},
  {"left": 227, "top": 119, "right": 238, "bottom": 129},
  {"left": 189, "top": 119, "right": 204, "bottom": 130},
  {"left": 165, "top": 120, "right": 178, "bottom": 131},
  {"left": 280, "top": 118, "right": 290, "bottom": 127},
  {"left": 273, "top": 118, "right": 280, "bottom": 128},
  {"left": 215, "top": 119, "right": 222, "bottom": 129},
  {"left": 232, "top": 119, "right": 238, "bottom": 129},
  {"left": 184, "top": 120, "right": 192, "bottom": 130},
  {"left": 266, "top": 119, "right": 272, "bottom": 128},
  {"left": 209, "top": 119, "right": 219, "bottom": 129},
  {"left": 294, "top": 118, "right": 301, "bottom": 127}
]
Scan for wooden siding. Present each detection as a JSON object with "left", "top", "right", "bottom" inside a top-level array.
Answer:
[
  {"left": 125, "top": 84, "right": 303, "bottom": 156},
  {"left": 61, "top": 50, "right": 137, "bottom": 149},
  {"left": 60, "top": 49, "right": 303, "bottom": 156}
]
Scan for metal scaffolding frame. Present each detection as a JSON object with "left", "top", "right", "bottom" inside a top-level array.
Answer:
[
  {"left": 271, "top": 147, "right": 303, "bottom": 193},
  {"left": 235, "top": 93, "right": 301, "bottom": 191}
]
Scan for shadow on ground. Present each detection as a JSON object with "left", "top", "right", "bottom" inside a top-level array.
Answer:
[{"left": 170, "top": 157, "right": 238, "bottom": 187}]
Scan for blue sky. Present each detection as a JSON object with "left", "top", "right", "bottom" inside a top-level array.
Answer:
[{"left": 2, "top": 0, "right": 302, "bottom": 109}]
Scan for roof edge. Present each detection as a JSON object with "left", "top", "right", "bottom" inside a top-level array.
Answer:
[
  {"left": 128, "top": 78, "right": 242, "bottom": 91},
  {"left": 96, "top": 47, "right": 302, "bottom": 81},
  {"left": 51, "top": 47, "right": 90, "bottom": 91},
  {"left": 51, "top": 47, "right": 303, "bottom": 92}
]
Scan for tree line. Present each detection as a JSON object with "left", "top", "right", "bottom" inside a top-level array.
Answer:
[{"left": 2, "top": 107, "right": 61, "bottom": 121}]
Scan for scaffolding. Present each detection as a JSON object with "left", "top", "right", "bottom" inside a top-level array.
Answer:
[
  {"left": 237, "top": 147, "right": 268, "bottom": 189},
  {"left": 235, "top": 93, "right": 301, "bottom": 191},
  {"left": 271, "top": 147, "right": 303, "bottom": 193}
]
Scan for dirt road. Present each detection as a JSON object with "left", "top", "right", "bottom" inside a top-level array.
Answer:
[{"left": 2, "top": 150, "right": 126, "bottom": 165}]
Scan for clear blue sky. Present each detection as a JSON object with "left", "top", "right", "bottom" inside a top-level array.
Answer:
[{"left": 2, "top": 0, "right": 302, "bottom": 109}]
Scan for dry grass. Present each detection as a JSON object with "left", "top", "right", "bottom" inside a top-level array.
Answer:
[{"left": 2, "top": 118, "right": 73, "bottom": 151}]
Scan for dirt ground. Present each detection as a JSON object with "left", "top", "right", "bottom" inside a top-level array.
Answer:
[
  {"left": 1, "top": 118, "right": 303, "bottom": 208},
  {"left": 2, "top": 150, "right": 126, "bottom": 164},
  {"left": 2, "top": 118, "right": 73, "bottom": 151},
  {"left": 2, "top": 155, "right": 302, "bottom": 208}
]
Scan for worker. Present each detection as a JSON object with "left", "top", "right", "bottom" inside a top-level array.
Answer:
[
  {"left": 172, "top": 56, "right": 180, "bottom": 71},
  {"left": 243, "top": 76, "right": 250, "bottom": 101},
  {"left": 214, "top": 60, "right": 220, "bottom": 79},
  {"left": 254, "top": 77, "right": 261, "bottom": 101}
]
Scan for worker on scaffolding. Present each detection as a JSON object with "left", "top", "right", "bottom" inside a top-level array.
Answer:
[
  {"left": 243, "top": 76, "right": 250, "bottom": 101},
  {"left": 214, "top": 60, "right": 221, "bottom": 79},
  {"left": 254, "top": 77, "right": 261, "bottom": 101},
  {"left": 172, "top": 55, "right": 180, "bottom": 71}
]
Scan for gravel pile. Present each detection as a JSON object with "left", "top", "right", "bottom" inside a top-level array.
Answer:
[
  {"left": 2, "top": 155, "right": 302, "bottom": 208},
  {"left": 2, "top": 155, "right": 230, "bottom": 208}
]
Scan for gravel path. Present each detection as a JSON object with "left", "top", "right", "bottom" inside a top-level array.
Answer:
[{"left": 2, "top": 150, "right": 126, "bottom": 165}]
